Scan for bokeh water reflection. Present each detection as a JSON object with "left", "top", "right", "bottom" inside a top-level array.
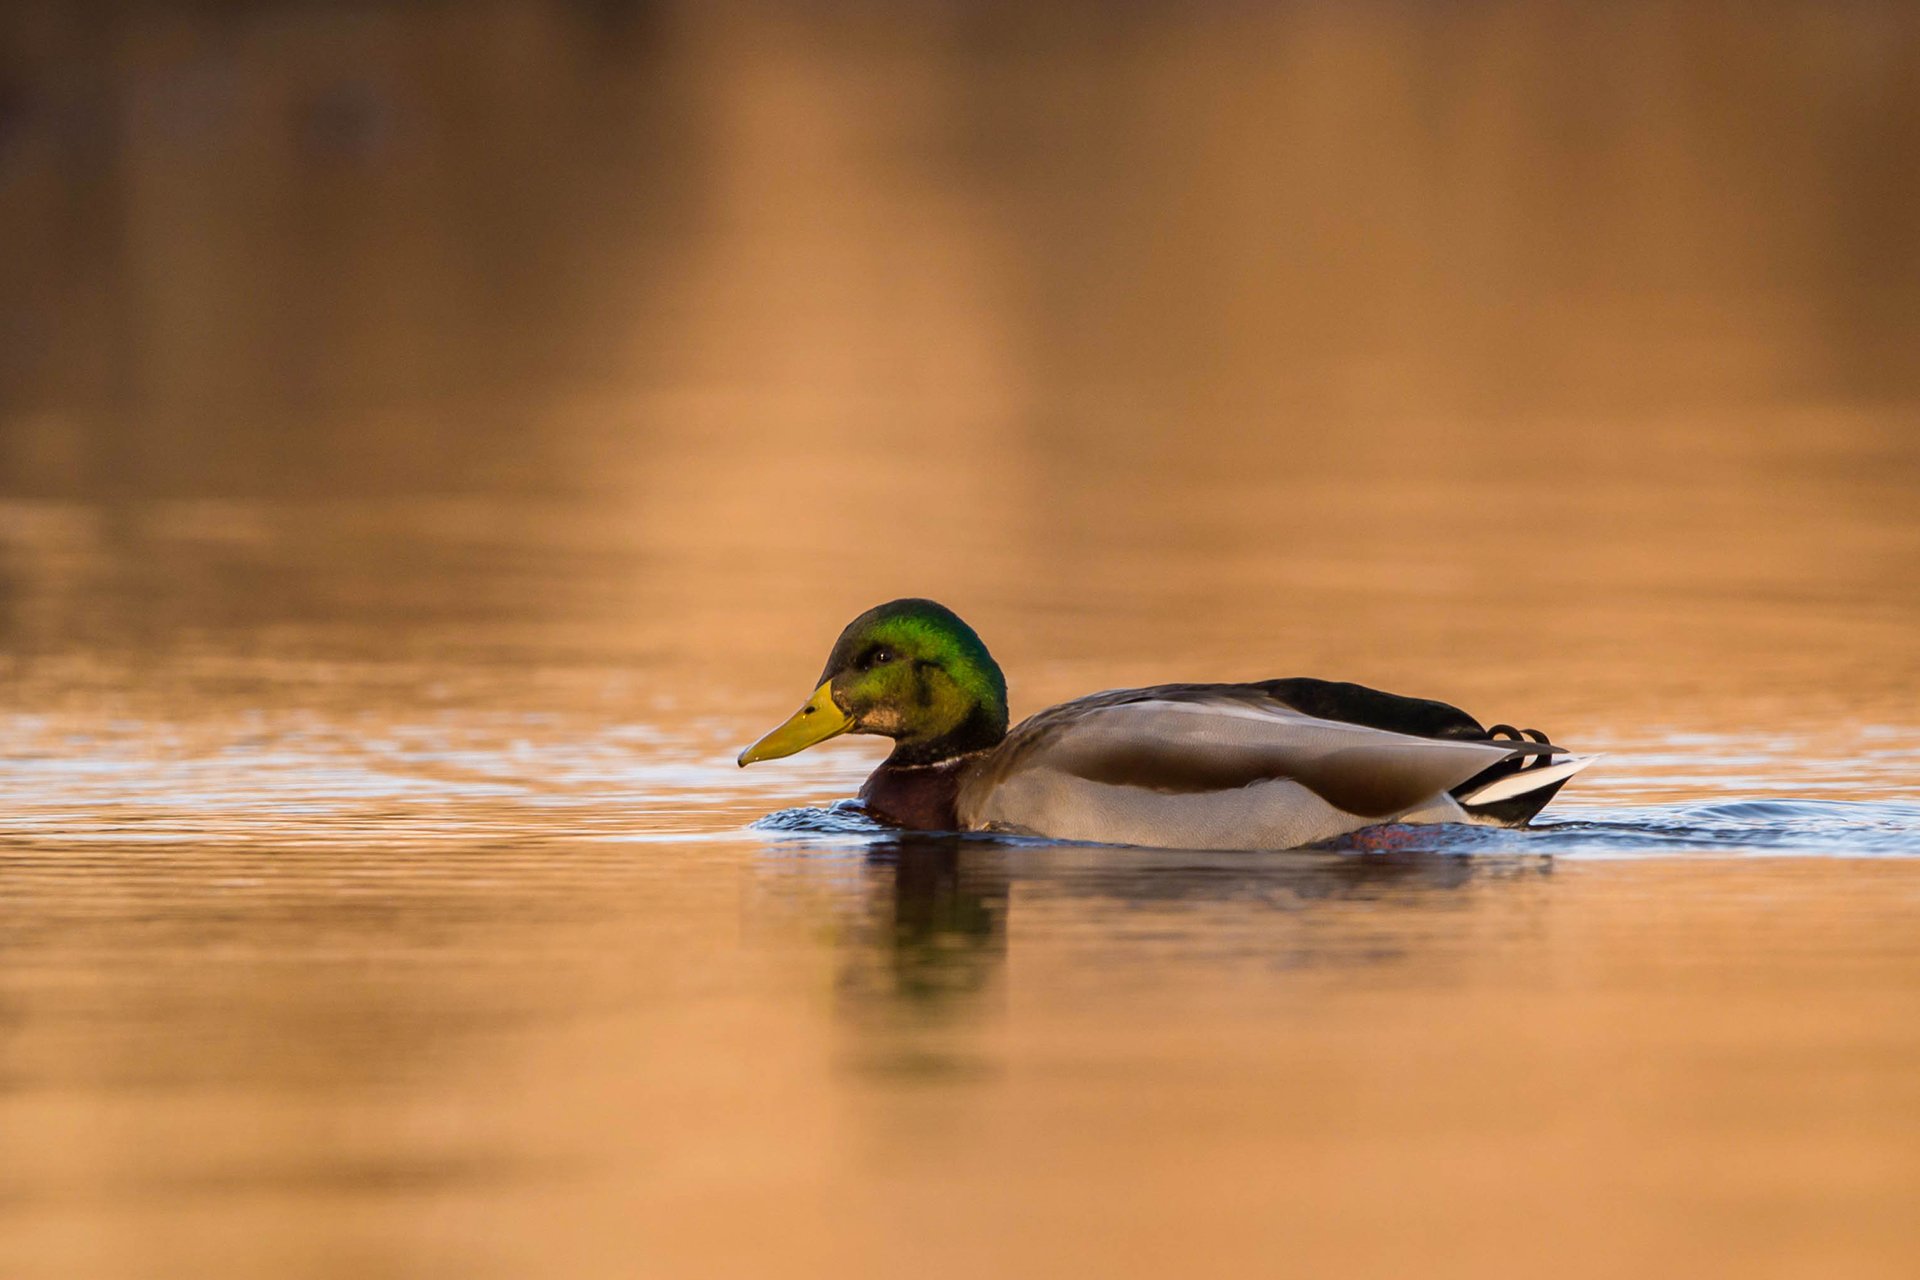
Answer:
[{"left": 1, "top": 2, "right": 1919, "bottom": 1277}]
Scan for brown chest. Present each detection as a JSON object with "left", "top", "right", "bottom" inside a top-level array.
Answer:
[{"left": 858, "top": 761, "right": 967, "bottom": 831}]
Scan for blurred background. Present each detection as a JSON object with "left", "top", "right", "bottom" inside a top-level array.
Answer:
[
  {"left": 1, "top": 0, "right": 1915, "bottom": 729},
  {"left": 0, "top": 4, "right": 1918, "bottom": 1279}
]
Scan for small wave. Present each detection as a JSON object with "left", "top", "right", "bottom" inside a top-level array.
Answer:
[
  {"left": 745, "top": 797, "right": 1920, "bottom": 859},
  {"left": 1523, "top": 797, "right": 1920, "bottom": 858},
  {"left": 749, "top": 800, "right": 891, "bottom": 837}
]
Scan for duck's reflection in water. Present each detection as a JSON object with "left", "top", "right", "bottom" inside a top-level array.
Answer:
[
  {"left": 821, "top": 831, "right": 1550, "bottom": 1028},
  {"left": 835, "top": 835, "right": 1010, "bottom": 1017}
]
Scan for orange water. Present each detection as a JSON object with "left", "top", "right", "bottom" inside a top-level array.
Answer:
[{"left": 2, "top": 3, "right": 1918, "bottom": 1276}]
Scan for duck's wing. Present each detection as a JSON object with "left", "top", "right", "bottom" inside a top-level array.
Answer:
[
  {"left": 1247, "top": 677, "right": 1588, "bottom": 825},
  {"left": 957, "top": 685, "right": 1586, "bottom": 850}
]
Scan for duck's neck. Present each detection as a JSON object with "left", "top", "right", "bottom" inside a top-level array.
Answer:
[
  {"left": 861, "top": 703, "right": 1006, "bottom": 829},
  {"left": 884, "top": 703, "right": 1006, "bottom": 768},
  {"left": 860, "top": 750, "right": 992, "bottom": 831}
]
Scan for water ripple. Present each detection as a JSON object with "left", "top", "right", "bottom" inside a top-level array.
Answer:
[
  {"left": 743, "top": 798, "right": 1920, "bottom": 860},
  {"left": 1, "top": 713, "right": 1914, "bottom": 858}
]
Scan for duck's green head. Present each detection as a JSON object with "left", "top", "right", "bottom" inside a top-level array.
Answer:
[{"left": 738, "top": 598, "right": 1009, "bottom": 768}]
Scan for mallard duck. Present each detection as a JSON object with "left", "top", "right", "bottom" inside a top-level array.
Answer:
[{"left": 738, "top": 599, "right": 1595, "bottom": 849}]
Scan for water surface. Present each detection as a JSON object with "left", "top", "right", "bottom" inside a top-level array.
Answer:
[{"left": 0, "top": 488, "right": 1914, "bottom": 1280}]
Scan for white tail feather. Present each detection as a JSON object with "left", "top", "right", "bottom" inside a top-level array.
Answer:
[{"left": 1459, "top": 754, "right": 1601, "bottom": 806}]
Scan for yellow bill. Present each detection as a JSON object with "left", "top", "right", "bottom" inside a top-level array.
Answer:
[{"left": 737, "top": 682, "right": 851, "bottom": 766}]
